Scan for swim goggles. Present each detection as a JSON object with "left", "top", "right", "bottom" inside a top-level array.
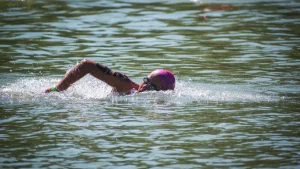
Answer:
[{"left": 143, "top": 77, "right": 159, "bottom": 91}]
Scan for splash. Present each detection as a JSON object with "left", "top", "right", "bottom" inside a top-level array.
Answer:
[
  {"left": 0, "top": 76, "right": 279, "bottom": 105},
  {"left": 174, "top": 81, "right": 278, "bottom": 103},
  {"left": 0, "top": 75, "right": 111, "bottom": 104}
]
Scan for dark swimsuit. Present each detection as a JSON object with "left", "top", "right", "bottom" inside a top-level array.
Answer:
[{"left": 96, "top": 63, "right": 130, "bottom": 81}]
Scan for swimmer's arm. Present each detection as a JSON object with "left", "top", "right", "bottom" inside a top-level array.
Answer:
[{"left": 44, "top": 59, "right": 139, "bottom": 93}]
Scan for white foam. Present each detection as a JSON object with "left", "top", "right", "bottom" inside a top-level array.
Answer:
[
  {"left": 0, "top": 75, "right": 111, "bottom": 104},
  {"left": 0, "top": 76, "right": 279, "bottom": 105},
  {"left": 174, "top": 81, "right": 278, "bottom": 103}
]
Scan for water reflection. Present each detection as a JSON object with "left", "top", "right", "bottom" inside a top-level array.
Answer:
[{"left": 1, "top": 0, "right": 300, "bottom": 168}]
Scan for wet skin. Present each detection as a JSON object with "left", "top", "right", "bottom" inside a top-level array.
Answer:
[{"left": 44, "top": 59, "right": 160, "bottom": 94}]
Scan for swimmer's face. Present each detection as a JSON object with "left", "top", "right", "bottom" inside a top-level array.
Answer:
[{"left": 138, "top": 76, "right": 161, "bottom": 92}]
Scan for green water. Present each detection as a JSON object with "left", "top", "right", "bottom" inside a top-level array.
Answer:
[{"left": 1, "top": 0, "right": 299, "bottom": 168}]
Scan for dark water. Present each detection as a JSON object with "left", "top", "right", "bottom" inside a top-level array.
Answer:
[{"left": 1, "top": 0, "right": 300, "bottom": 168}]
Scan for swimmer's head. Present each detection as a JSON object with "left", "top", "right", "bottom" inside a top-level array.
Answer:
[{"left": 138, "top": 69, "right": 175, "bottom": 92}]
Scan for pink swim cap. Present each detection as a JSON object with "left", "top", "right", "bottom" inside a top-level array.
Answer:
[{"left": 149, "top": 69, "right": 175, "bottom": 90}]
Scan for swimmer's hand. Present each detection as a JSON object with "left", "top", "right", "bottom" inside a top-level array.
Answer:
[
  {"left": 43, "top": 87, "right": 58, "bottom": 93},
  {"left": 43, "top": 88, "right": 53, "bottom": 93}
]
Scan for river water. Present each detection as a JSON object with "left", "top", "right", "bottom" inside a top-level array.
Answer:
[{"left": 1, "top": 0, "right": 300, "bottom": 168}]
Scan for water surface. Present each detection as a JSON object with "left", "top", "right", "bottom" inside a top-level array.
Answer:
[{"left": 1, "top": 0, "right": 300, "bottom": 168}]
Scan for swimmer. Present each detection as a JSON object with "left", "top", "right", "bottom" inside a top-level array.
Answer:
[{"left": 44, "top": 59, "right": 175, "bottom": 94}]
